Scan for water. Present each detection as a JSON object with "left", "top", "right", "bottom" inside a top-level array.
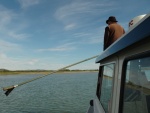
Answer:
[{"left": 0, "top": 72, "right": 98, "bottom": 113}]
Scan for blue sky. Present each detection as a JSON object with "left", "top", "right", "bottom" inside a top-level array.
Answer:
[{"left": 0, "top": 0, "right": 150, "bottom": 70}]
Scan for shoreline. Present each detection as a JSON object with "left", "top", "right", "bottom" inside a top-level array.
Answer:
[{"left": 0, "top": 71, "right": 98, "bottom": 75}]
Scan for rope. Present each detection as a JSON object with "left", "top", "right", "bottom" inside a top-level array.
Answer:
[{"left": 3, "top": 55, "right": 99, "bottom": 96}]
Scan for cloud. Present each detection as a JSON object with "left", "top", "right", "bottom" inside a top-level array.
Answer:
[
  {"left": 87, "top": 37, "right": 102, "bottom": 44},
  {"left": 0, "top": 53, "right": 40, "bottom": 70},
  {"left": 73, "top": 32, "right": 90, "bottom": 38},
  {"left": 8, "top": 31, "right": 30, "bottom": 40},
  {"left": 26, "top": 59, "right": 39, "bottom": 65},
  {"left": 69, "top": 59, "right": 99, "bottom": 70},
  {"left": 0, "top": 53, "right": 7, "bottom": 59},
  {"left": 0, "top": 53, "right": 67, "bottom": 70},
  {"left": 74, "top": 36, "right": 101, "bottom": 44},
  {"left": 0, "top": 39, "right": 21, "bottom": 52},
  {"left": 54, "top": 1, "right": 114, "bottom": 31},
  {"left": 0, "top": 5, "right": 30, "bottom": 40},
  {"left": 0, "top": 55, "right": 98, "bottom": 70},
  {"left": 0, "top": 5, "right": 16, "bottom": 29},
  {"left": 55, "top": 1, "right": 114, "bottom": 21},
  {"left": 72, "top": 26, "right": 104, "bottom": 44},
  {"left": 18, "top": 0, "right": 40, "bottom": 9},
  {"left": 64, "top": 23, "right": 76, "bottom": 31},
  {"left": 0, "top": 53, "right": 18, "bottom": 69},
  {"left": 37, "top": 43, "right": 76, "bottom": 52}
]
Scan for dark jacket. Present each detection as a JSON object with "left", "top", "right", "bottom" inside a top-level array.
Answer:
[{"left": 104, "top": 23, "right": 125, "bottom": 50}]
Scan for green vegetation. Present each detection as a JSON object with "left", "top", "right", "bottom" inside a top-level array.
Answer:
[{"left": 0, "top": 69, "right": 98, "bottom": 75}]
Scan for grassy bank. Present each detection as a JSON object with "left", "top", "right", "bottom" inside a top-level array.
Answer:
[{"left": 0, "top": 70, "right": 98, "bottom": 75}]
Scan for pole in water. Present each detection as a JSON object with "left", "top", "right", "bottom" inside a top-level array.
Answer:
[
  {"left": 3, "top": 85, "right": 18, "bottom": 96},
  {"left": 2, "top": 55, "right": 99, "bottom": 96}
]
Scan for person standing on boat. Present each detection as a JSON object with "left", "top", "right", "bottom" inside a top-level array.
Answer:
[{"left": 103, "top": 16, "right": 125, "bottom": 50}]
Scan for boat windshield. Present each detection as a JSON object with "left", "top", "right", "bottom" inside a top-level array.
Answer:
[{"left": 122, "top": 56, "right": 150, "bottom": 113}]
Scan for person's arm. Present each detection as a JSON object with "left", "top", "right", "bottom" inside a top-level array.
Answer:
[
  {"left": 104, "top": 27, "right": 109, "bottom": 50},
  {"left": 123, "top": 28, "right": 125, "bottom": 34}
]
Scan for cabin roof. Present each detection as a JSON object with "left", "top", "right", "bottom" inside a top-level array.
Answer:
[{"left": 96, "top": 14, "right": 150, "bottom": 63}]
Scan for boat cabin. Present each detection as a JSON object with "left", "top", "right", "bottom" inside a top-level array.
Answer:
[{"left": 87, "top": 14, "right": 150, "bottom": 113}]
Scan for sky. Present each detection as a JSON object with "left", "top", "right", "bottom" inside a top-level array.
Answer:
[{"left": 0, "top": 0, "right": 150, "bottom": 70}]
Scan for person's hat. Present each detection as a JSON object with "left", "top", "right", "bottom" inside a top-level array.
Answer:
[{"left": 106, "top": 16, "right": 118, "bottom": 24}]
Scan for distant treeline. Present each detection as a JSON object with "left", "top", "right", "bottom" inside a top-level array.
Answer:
[{"left": 0, "top": 68, "right": 98, "bottom": 75}]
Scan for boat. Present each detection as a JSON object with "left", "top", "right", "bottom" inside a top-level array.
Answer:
[{"left": 87, "top": 14, "right": 150, "bottom": 113}]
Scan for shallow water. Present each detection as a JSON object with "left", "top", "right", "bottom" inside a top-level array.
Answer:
[{"left": 0, "top": 72, "right": 98, "bottom": 113}]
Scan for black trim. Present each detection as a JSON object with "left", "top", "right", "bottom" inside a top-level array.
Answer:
[
  {"left": 96, "top": 66, "right": 103, "bottom": 100},
  {"left": 119, "top": 50, "right": 150, "bottom": 113},
  {"left": 96, "top": 15, "right": 150, "bottom": 63},
  {"left": 118, "top": 58, "right": 127, "bottom": 113},
  {"left": 90, "top": 100, "right": 94, "bottom": 106}
]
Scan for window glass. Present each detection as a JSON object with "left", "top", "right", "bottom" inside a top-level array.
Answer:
[
  {"left": 123, "top": 57, "right": 150, "bottom": 113},
  {"left": 100, "top": 64, "right": 115, "bottom": 113}
]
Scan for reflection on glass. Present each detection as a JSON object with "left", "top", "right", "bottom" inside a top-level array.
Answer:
[
  {"left": 123, "top": 57, "right": 150, "bottom": 113},
  {"left": 100, "top": 64, "right": 114, "bottom": 113}
]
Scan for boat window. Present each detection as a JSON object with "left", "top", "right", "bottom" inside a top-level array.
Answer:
[
  {"left": 122, "top": 57, "right": 150, "bottom": 113},
  {"left": 99, "top": 64, "right": 115, "bottom": 113}
]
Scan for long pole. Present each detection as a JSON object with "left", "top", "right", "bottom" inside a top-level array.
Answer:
[{"left": 3, "top": 55, "right": 99, "bottom": 96}]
